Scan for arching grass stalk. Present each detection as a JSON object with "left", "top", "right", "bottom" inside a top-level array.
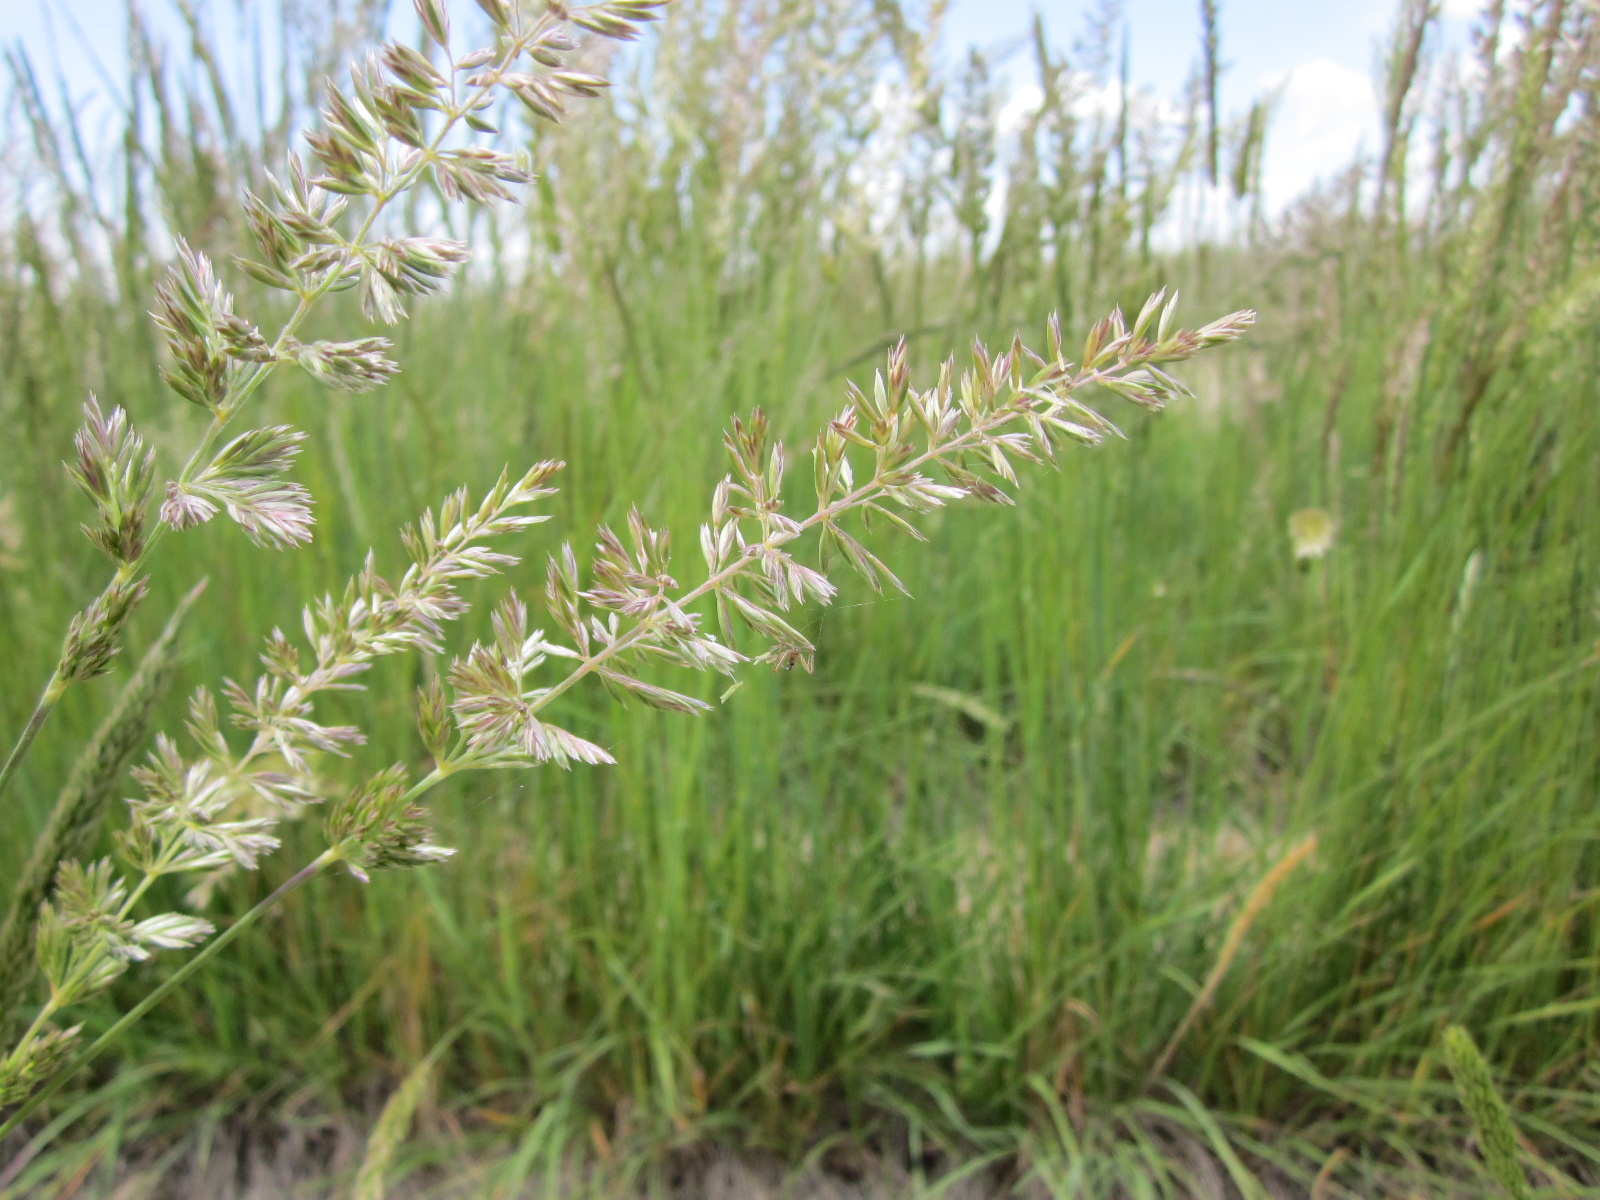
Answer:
[
  {"left": 1, "top": 285, "right": 1252, "bottom": 1133},
  {"left": 0, "top": 0, "right": 1255, "bottom": 1157}
]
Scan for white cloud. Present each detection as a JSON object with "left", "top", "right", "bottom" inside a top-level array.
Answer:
[
  {"left": 997, "top": 84, "right": 1043, "bottom": 136},
  {"left": 1260, "top": 59, "right": 1380, "bottom": 212}
]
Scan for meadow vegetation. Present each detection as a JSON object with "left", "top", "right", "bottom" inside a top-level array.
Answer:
[{"left": 0, "top": 0, "right": 1596, "bottom": 1195}]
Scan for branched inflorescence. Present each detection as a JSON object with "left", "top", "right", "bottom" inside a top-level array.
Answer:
[
  {"left": 448, "top": 291, "right": 1253, "bottom": 743},
  {"left": 0, "top": 0, "right": 1253, "bottom": 1136},
  {"left": 1, "top": 464, "right": 561, "bottom": 1102},
  {"left": 12, "top": 0, "right": 660, "bottom": 723},
  {"left": 1, "top": 0, "right": 667, "bottom": 1117}
]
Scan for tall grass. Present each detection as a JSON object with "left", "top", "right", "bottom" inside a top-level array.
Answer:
[{"left": 2, "top": 0, "right": 1598, "bottom": 1194}]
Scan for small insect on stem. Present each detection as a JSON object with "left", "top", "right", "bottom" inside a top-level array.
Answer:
[{"left": 773, "top": 647, "right": 813, "bottom": 673}]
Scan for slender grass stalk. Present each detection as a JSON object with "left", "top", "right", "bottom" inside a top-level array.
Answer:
[
  {"left": 0, "top": 582, "right": 205, "bottom": 1035},
  {"left": 1146, "top": 834, "right": 1318, "bottom": 1086},
  {"left": 1200, "top": 0, "right": 1220, "bottom": 189},
  {"left": 0, "top": 699, "right": 56, "bottom": 815},
  {"left": 0, "top": 849, "right": 336, "bottom": 1144}
]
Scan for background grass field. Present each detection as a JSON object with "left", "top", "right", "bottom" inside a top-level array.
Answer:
[{"left": 1, "top": 0, "right": 1598, "bottom": 1194}]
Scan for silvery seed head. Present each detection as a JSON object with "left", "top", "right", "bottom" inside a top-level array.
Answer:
[
  {"left": 60, "top": 575, "right": 149, "bottom": 683},
  {"left": 65, "top": 395, "right": 155, "bottom": 565}
]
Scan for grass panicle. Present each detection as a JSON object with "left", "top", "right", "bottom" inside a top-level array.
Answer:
[
  {"left": 1443, "top": 1025, "right": 1532, "bottom": 1200},
  {"left": 1, "top": 0, "right": 1597, "bottom": 1192}
]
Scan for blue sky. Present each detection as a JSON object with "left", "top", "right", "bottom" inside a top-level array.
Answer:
[
  {"left": 940, "top": 0, "right": 1483, "bottom": 212},
  {"left": 1, "top": 0, "right": 1487, "bottom": 213}
]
